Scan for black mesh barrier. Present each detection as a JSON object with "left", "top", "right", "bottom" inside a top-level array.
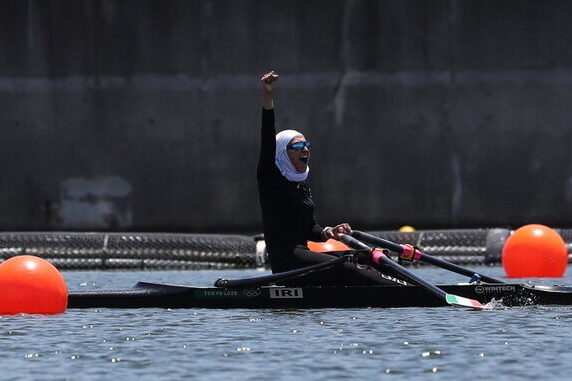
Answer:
[
  {"left": 365, "top": 229, "right": 491, "bottom": 266},
  {"left": 0, "top": 232, "right": 257, "bottom": 270},
  {"left": 104, "top": 233, "right": 256, "bottom": 264},
  {"left": 556, "top": 229, "right": 572, "bottom": 254},
  {"left": 556, "top": 229, "right": 572, "bottom": 241},
  {"left": 0, "top": 228, "right": 570, "bottom": 270}
]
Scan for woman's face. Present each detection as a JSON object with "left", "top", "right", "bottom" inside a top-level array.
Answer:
[{"left": 287, "top": 135, "right": 310, "bottom": 172}]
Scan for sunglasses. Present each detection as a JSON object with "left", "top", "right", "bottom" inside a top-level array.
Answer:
[{"left": 287, "top": 141, "right": 312, "bottom": 150}]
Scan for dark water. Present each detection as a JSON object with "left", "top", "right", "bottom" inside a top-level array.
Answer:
[{"left": 2, "top": 267, "right": 572, "bottom": 380}]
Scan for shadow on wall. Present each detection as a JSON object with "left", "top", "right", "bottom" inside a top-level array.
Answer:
[{"left": 55, "top": 176, "right": 133, "bottom": 229}]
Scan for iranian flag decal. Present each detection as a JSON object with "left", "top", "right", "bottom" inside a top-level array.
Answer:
[{"left": 445, "top": 294, "right": 484, "bottom": 309}]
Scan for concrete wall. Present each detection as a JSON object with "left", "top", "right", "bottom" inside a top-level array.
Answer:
[{"left": 1, "top": 0, "right": 572, "bottom": 232}]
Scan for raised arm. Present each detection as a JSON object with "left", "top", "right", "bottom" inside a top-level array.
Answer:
[
  {"left": 258, "top": 71, "right": 279, "bottom": 176},
  {"left": 262, "top": 71, "right": 277, "bottom": 110}
]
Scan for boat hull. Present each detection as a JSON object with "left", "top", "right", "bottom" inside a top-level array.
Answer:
[{"left": 67, "top": 282, "right": 572, "bottom": 309}]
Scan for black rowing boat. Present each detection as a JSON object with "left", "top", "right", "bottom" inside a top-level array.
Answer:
[
  {"left": 66, "top": 232, "right": 572, "bottom": 310},
  {"left": 67, "top": 282, "right": 572, "bottom": 309}
]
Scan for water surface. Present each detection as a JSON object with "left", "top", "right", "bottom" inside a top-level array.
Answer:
[{"left": 1, "top": 267, "right": 572, "bottom": 380}]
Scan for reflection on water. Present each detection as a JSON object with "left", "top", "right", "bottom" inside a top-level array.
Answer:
[{"left": 1, "top": 267, "right": 572, "bottom": 379}]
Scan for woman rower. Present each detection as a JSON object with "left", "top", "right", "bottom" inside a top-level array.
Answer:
[{"left": 257, "top": 71, "right": 404, "bottom": 286}]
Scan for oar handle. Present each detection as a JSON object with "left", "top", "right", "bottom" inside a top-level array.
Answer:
[{"left": 352, "top": 230, "right": 504, "bottom": 284}]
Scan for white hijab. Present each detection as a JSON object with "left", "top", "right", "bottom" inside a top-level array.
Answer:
[{"left": 275, "top": 129, "right": 309, "bottom": 182}]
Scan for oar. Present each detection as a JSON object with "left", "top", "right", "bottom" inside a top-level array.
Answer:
[
  {"left": 338, "top": 234, "right": 485, "bottom": 309},
  {"left": 214, "top": 255, "right": 349, "bottom": 288},
  {"left": 352, "top": 230, "right": 504, "bottom": 284}
]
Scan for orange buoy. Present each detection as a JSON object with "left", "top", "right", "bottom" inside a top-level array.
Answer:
[
  {"left": 502, "top": 224, "right": 568, "bottom": 278},
  {"left": 308, "top": 239, "right": 351, "bottom": 252},
  {"left": 0, "top": 255, "right": 68, "bottom": 314}
]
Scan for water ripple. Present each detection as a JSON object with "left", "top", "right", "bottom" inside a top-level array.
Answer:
[{"left": 2, "top": 268, "right": 572, "bottom": 379}]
